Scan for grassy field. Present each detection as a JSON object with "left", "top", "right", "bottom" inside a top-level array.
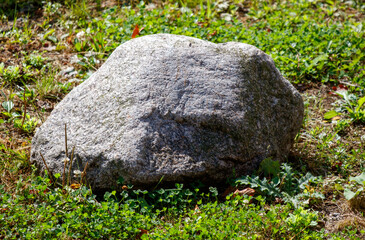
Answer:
[{"left": 0, "top": 0, "right": 364, "bottom": 239}]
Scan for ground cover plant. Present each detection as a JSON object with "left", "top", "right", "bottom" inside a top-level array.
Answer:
[{"left": 0, "top": 0, "right": 364, "bottom": 238}]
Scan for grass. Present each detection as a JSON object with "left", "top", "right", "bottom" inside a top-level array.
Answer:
[{"left": 0, "top": 0, "right": 365, "bottom": 239}]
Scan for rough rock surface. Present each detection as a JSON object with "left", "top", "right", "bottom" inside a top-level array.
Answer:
[{"left": 31, "top": 34, "right": 304, "bottom": 192}]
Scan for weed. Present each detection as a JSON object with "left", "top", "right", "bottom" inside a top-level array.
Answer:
[
  {"left": 35, "top": 67, "right": 60, "bottom": 99},
  {"left": 0, "top": 89, "right": 38, "bottom": 133},
  {"left": 344, "top": 172, "right": 365, "bottom": 211},
  {"left": 236, "top": 162, "right": 324, "bottom": 208},
  {"left": 0, "top": 64, "right": 22, "bottom": 84},
  {"left": 43, "top": 1, "right": 62, "bottom": 18},
  {"left": 66, "top": 0, "right": 90, "bottom": 20},
  {"left": 325, "top": 89, "right": 365, "bottom": 124},
  {"left": 1, "top": 90, "right": 20, "bottom": 122},
  {"left": 25, "top": 52, "right": 47, "bottom": 69},
  {"left": 13, "top": 115, "right": 38, "bottom": 133}
]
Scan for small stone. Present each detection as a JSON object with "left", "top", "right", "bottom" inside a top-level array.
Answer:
[
  {"left": 217, "top": 2, "right": 230, "bottom": 12},
  {"left": 76, "top": 31, "right": 85, "bottom": 40},
  {"left": 146, "top": 3, "right": 157, "bottom": 11},
  {"left": 70, "top": 55, "right": 79, "bottom": 64},
  {"left": 59, "top": 67, "right": 75, "bottom": 76},
  {"left": 221, "top": 13, "right": 232, "bottom": 21}
]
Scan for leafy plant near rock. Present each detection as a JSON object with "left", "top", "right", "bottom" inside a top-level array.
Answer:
[
  {"left": 0, "top": 173, "right": 156, "bottom": 239},
  {"left": 344, "top": 172, "right": 365, "bottom": 211},
  {"left": 0, "top": 64, "right": 22, "bottom": 85},
  {"left": 0, "top": 166, "right": 325, "bottom": 239},
  {"left": 24, "top": 52, "right": 48, "bottom": 69},
  {"left": 150, "top": 196, "right": 322, "bottom": 239},
  {"left": 236, "top": 161, "right": 324, "bottom": 208},
  {"left": 0, "top": 90, "right": 38, "bottom": 133},
  {"left": 325, "top": 88, "right": 365, "bottom": 124}
]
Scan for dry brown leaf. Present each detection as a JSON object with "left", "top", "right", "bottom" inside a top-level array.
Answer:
[
  {"left": 136, "top": 228, "right": 148, "bottom": 239},
  {"left": 70, "top": 183, "right": 81, "bottom": 189},
  {"left": 131, "top": 25, "right": 144, "bottom": 39},
  {"left": 233, "top": 188, "right": 255, "bottom": 198}
]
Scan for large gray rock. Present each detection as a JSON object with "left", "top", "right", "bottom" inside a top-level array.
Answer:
[{"left": 31, "top": 34, "right": 303, "bottom": 192}]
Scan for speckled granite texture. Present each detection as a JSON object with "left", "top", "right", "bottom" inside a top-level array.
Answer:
[{"left": 31, "top": 34, "right": 304, "bottom": 192}]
